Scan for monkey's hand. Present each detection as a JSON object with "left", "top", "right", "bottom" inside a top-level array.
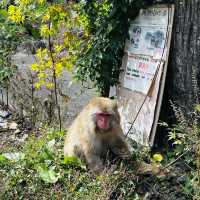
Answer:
[
  {"left": 109, "top": 135, "right": 131, "bottom": 160},
  {"left": 111, "top": 147, "right": 131, "bottom": 160},
  {"left": 85, "top": 152, "right": 104, "bottom": 174}
]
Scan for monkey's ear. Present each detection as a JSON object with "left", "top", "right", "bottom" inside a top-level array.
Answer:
[{"left": 112, "top": 99, "right": 118, "bottom": 110}]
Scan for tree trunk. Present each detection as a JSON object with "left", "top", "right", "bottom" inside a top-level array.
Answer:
[{"left": 162, "top": 0, "right": 200, "bottom": 120}]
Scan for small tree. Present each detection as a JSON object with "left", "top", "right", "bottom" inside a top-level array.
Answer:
[{"left": 5, "top": 0, "right": 90, "bottom": 129}]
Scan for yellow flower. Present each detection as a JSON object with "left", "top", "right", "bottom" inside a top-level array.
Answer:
[
  {"left": 55, "top": 62, "right": 63, "bottom": 76},
  {"left": 55, "top": 45, "right": 63, "bottom": 53},
  {"left": 31, "top": 63, "right": 39, "bottom": 71},
  {"left": 34, "top": 82, "right": 41, "bottom": 89},
  {"left": 37, "top": 0, "right": 46, "bottom": 4},
  {"left": 61, "top": 57, "right": 73, "bottom": 71},
  {"left": 36, "top": 48, "right": 47, "bottom": 60},
  {"left": 49, "top": 26, "right": 57, "bottom": 36},
  {"left": 34, "top": 80, "right": 45, "bottom": 89},
  {"left": 8, "top": 5, "right": 25, "bottom": 24},
  {"left": 20, "top": 0, "right": 33, "bottom": 6},
  {"left": 46, "top": 60, "right": 53, "bottom": 68},
  {"left": 152, "top": 153, "right": 163, "bottom": 162},
  {"left": 65, "top": 62, "right": 73, "bottom": 71},
  {"left": 64, "top": 32, "right": 75, "bottom": 43},
  {"left": 49, "top": 4, "right": 64, "bottom": 14},
  {"left": 38, "top": 72, "right": 47, "bottom": 78},
  {"left": 45, "top": 82, "right": 54, "bottom": 89},
  {"left": 40, "top": 25, "right": 50, "bottom": 37},
  {"left": 42, "top": 13, "right": 50, "bottom": 22}
]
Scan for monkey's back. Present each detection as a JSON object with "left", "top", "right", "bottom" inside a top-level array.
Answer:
[{"left": 63, "top": 105, "right": 96, "bottom": 157}]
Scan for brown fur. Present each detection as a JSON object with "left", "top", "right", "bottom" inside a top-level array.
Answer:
[{"left": 64, "top": 97, "right": 131, "bottom": 172}]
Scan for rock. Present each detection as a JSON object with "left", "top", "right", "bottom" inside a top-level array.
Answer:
[
  {"left": 17, "top": 134, "right": 28, "bottom": 142},
  {"left": 0, "top": 110, "right": 10, "bottom": 118},
  {"left": 14, "top": 129, "right": 21, "bottom": 134},
  {"left": 0, "top": 117, "right": 5, "bottom": 123},
  {"left": 8, "top": 122, "right": 18, "bottom": 130},
  {"left": 177, "top": 175, "right": 186, "bottom": 183},
  {"left": 0, "top": 122, "right": 8, "bottom": 129}
]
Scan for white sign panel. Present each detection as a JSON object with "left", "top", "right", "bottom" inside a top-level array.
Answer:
[
  {"left": 128, "top": 25, "right": 167, "bottom": 59},
  {"left": 134, "top": 7, "right": 169, "bottom": 26},
  {"left": 116, "top": 5, "right": 175, "bottom": 146},
  {"left": 126, "top": 6, "right": 169, "bottom": 60},
  {"left": 123, "top": 55, "right": 160, "bottom": 94}
]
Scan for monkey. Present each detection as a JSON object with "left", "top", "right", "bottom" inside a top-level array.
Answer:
[{"left": 64, "top": 97, "right": 131, "bottom": 173}]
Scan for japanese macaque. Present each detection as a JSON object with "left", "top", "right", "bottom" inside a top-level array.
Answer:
[{"left": 64, "top": 97, "right": 131, "bottom": 172}]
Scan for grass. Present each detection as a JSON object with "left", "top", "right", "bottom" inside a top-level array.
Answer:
[
  {"left": 0, "top": 125, "right": 199, "bottom": 200},
  {"left": 0, "top": 129, "right": 140, "bottom": 200}
]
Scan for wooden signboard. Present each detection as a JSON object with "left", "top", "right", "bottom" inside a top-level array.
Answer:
[{"left": 111, "top": 5, "right": 174, "bottom": 146}]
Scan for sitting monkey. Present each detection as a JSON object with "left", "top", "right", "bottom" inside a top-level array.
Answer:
[{"left": 64, "top": 97, "right": 131, "bottom": 172}]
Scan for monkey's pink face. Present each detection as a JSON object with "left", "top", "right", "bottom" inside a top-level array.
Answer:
[{"left": 95, "top": 112, "right": 113, "bottom": 131}]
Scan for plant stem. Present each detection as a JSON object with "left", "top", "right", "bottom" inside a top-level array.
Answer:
[
  {"left": 48, "top": 22, "right": 62, "bottom": 131},
  {"left": 30, "top": 72, "right": 35, "bottom": 126},
  {"left": 6, "top": 84, "right": 9, "bottom": 108}
]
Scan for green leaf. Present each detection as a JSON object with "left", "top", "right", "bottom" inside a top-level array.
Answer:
[
  {"left": 37, "top": 165, "right": 60, "bottom": 183},
  {"left": 63, "top": 156, "right": 86, "bottom": 170},
  {"left": 0, "top": 9, "right": 7, "bottom": 17},
  {"left": 0, "top": 154, "right": 7, "bottom": 163},
  {"left": 194, "top": 104, "right": 200, "bottom": 112},
  {"left": 3, "top": 152, "right": 25, "bottom": 161},
  {"left": 46, "top": 139, "right": 55, "bottom": 152}
]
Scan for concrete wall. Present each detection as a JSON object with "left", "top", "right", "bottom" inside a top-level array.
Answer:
[{"left": 1, "top": 48, "right": 95, "bottom": 127}]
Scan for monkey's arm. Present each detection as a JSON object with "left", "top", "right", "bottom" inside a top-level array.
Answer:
[
  {"left": 84, "top": 150, "right": 104, "bottom": 173},
  {"left": 109, "top": 133, "right": 131, "bottom": 159}
]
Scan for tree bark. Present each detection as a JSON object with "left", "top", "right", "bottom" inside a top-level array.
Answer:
[{"left": 162, "top": 0, "right": 200, "bottom": 120}]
